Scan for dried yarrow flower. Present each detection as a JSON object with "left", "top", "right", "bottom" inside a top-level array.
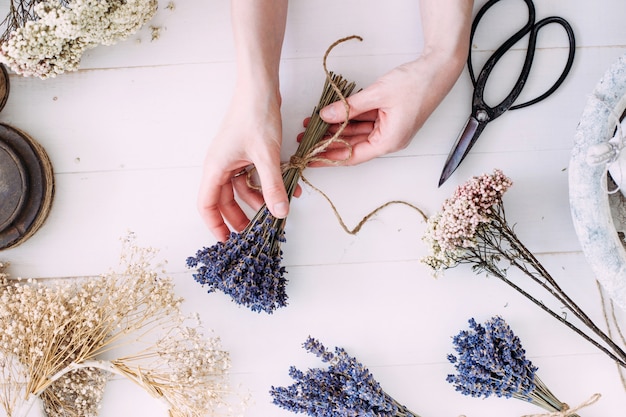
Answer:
[
  {"left": 422, "top": 170, "right": 626, "bottom": 370},
  {"left": 270, "top": 336, "right": 421, "bottom": 417},
  {"left": 447, "top": 317, "right": 599, "bottom": 416},
  {"left": 0, "top": 0, "right": 157, "bottom": 78}
]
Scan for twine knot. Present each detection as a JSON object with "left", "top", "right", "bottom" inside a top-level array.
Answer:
[{"left": 521, "top": 393, "right": 601, "bottom": 417}]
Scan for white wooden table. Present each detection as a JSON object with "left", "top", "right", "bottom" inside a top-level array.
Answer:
[{"left": 2, "top": 0, "right": 626, "bottom": 415}]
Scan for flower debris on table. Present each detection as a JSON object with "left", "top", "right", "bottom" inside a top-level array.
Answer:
[
  {"left": 187, "top": 71, "right": 357, "bottom": 314},
  {"left": 447, "top": 316, "right": 600, "bottom": 416},
  {"left": 421, "top": 169, "right": 626, "bottom": 369},
  {"left": 270, "top": 336, "right": 421, "bottom": 417}
]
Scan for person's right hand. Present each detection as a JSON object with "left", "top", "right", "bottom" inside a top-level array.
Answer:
[{"left": 197, "top": 85, "right": 290, "bottom": 242}]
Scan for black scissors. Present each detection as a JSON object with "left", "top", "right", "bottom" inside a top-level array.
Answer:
[{"left": 438, "top": 0, "right": 576, "bottom": 187}]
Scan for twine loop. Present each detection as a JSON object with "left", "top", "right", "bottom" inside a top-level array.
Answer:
[
  {"left": 236, "top": 35, "right": 428, "bottom": 232},
  {"left": 521, "top": 393, "right": 601, "bottom": 417}
]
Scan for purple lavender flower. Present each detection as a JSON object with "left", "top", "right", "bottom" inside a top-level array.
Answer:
[
  {"left": 447, "top": 317, "right": 581, "bottom": 416},
  {"left": 187, "top": 70, "right": 357, "bottom": 315},
  {"left": 186, "top": 207, "right": 288, "bottom": 314},
  {"left": 270, "top": 336, "right": 420, "bottom": 417}
]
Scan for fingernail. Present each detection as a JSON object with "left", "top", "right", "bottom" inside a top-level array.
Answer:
[
  {"left": 320, "top": 106, "right": 335, "bottom": 120},
  {"left": 273, "top": 202, "right": 289, "bottom": 218}
]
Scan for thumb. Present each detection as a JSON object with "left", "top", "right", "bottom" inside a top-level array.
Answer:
[
  {"left": 255, "top": 161, "right": 290, "bottom": 219},
  {"left": 319, "top": 89, "right": 375, "bottom": 123}
]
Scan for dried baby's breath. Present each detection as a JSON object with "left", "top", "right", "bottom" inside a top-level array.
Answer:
[{"left": 0, "top": 236, "right": 243, "bottom": 417}]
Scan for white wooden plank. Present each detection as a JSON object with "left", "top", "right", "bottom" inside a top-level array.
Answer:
[
  {"left": 0, "top": 0, "right": 621, "bottom": 74},
  {"left": 0, "top": 1, "right": 625, "bottom": 417},
  {"left": 1, "top": 45, "right": 622, "bottom": 179},
  {"left": 0, "top": 147, "right": 582, "bottom": 279}
]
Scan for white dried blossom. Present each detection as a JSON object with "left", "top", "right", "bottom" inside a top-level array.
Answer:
[
  {"left": 41, "top": 367, "right": 109, "bottom": 417},
  {"left": 0, "top": 0, "right": 158, "bottom": 78}
]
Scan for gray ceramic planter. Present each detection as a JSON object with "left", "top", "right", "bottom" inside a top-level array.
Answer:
[{"left": 570, "top": 54, "right": 626, "bottom": 310}]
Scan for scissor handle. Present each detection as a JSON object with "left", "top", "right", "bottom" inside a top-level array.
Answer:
[
  {"left": 508, "top": 16, "right": 575, "bottom": 111},
  {"left": 468, "top": 0, "right": 576, "bottom": 119}
]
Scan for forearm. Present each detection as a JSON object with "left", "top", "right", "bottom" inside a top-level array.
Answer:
[
  {"left": 231, "top": 0, "right": 288, "bottom": 97},
  {"left": 419, "top": 0, "right": 474, "bottom": 75}
]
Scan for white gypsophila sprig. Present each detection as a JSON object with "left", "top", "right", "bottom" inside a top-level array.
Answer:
[
  {"left": 112, "top": 320, "right": 240, "bottom": 417},
  {"left": 41, "top": 367, "right": 109, "bottom": 417}
]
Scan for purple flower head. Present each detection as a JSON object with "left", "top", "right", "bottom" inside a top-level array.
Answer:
[
  {"left": 271, "top": 337, "right": 420, "bottom": 417},
  {"left": 186, "top": 207, "right": 288, "bottom": 314},
  {"left": 446, "top": 316, "right": 537, "bottom": 400}
]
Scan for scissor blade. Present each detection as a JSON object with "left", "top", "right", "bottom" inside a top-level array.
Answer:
[{"left": 438, "top": 117, "right": 485, "bottom": 187}]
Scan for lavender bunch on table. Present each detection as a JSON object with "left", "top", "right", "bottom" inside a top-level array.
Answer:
[
  {"left": 187, "top": 72, "right": 356, "bottom": 314},
  {"left": 421, "top": 169, "right": 626, "bottom": 368},
  {"left": 270, "top": 336, "right": 421, "bottom": 417},
  {"left": 447, "top": 317, "right": 593, "bottom": 416}
]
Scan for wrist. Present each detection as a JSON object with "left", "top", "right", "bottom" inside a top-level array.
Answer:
[{"left": 420, "top": 42, "right": 468, "bottom": 79}]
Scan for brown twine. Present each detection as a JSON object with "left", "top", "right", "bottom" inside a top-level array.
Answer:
[
  {"left": 240, "top": 35, "right": 428, "bottom": 233},
  {"left": 521, "top": 393, "right": 601, "bottom": 417}
]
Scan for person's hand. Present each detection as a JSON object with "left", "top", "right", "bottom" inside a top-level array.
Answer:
[
  {"left": 197, "top": 86, "right": 290, "bottom": 242},
  {"left": 306, "top": 51, "right": 466, "bottom": 165}
]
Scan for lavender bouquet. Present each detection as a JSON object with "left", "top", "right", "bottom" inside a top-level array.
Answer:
[
  {"left": 187, "top": 71, "right": 357, "bottom": 314},
  {"left": 447, "top": 316, "right": 599, "bottom": 416},
  {"left": 422, "top": 169, "right": 626, "bottom": 368},
  {"left": 270, "top": 336, "right": 420, "bottom": 417}
]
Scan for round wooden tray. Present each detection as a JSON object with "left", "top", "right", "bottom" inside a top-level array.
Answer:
[{"left": 0, "top": 64, "right": 54, "bottom": 250}]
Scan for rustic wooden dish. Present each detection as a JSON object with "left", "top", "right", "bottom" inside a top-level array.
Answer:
[{"left": 0, "top": 65, "right": 54, "bottom": 250}]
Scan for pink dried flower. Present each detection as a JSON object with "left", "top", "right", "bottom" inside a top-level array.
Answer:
[
  {"left": 421, "top": 170, "right": 626, "bottom": 370},
  {"left": 422, "top": 169, "right": 512, "bottom": 269}
]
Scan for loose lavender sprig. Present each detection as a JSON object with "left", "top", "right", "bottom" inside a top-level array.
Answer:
[
  {"left": 447, "top": 317, "right": 583, "bottom": 416},
  {"left": 270, "top": 336, "right": 421, "bottom": 417},
  {"left": 187, "top": 72, "right": 356, "bottom": 314},
  {"left": 421, "top": 169, "right": 626, "bottom": 368}
]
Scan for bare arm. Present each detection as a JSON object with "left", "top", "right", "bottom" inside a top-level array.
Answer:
[{"left": 198, "top": 0, "right": 289, "bottom": 241}]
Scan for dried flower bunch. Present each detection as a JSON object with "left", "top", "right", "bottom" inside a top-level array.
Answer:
[
  {"left": 187, "top": 71, "right": 357, "bottom": 314},
  {"left": 422, "top": 170, "right": 626, "bottom": 369},
  {"left": 0, "top": 0, "right": 158, "bottom": 78},
  {"left": 447, "top": 317, "right": 593, "bottom": 416},
  {"left": 0, "top": 237, "right": 238, "bottom": 417},
  {"left": 270, "top": 336, "right": 421, "bottom": 417},
  {"left": 40, "top": 367, "right": 109, "bottom": 417}
]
